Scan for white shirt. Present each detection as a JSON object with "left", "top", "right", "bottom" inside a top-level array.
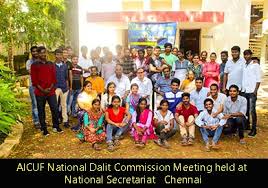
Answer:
[
  {"left": 131, "top": 77, "right": 153, "bottom": 102},
  {"left": 224, "top": 57, "right": 245, "bottom": 90},
  {"left": 190, "top": 87, "right": 210, "bottom": 111},
  {"left": 78, "top": 56, "right": 93, "bottom": 78},
  {"left": 195, "top": 109, "right": 226, "bottom": 127},
  {"left": 106, "top": 74, "right": 131, "bottom": 98},
  {"left": 208, "top": 93, "right": 227, "bottom": 111},
  {"left": 242, "top": 61, "right": 261, "bottom": 93},
  {"left": 154, "top": 110, "right": 174, "bottom": 129}
]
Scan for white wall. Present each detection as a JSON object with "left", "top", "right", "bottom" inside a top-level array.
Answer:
[
  {"left": 201, "top": 0, "right": 251, "bottom": 58},
  {"left": 78, "top": 0, "right": 123, "bottom": 55}
]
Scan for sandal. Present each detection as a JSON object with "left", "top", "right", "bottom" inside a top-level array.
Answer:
[
  {"left": 114, "top": 139, "right": 121, "bottom": 146},
  {"left": 107, "top": 142, "right": 115, "bottom": 152},
  {"left": 92, "top": 143, "right": 101, "bottom": 151}
]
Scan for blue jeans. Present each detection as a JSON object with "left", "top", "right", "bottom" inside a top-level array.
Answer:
[
  {"left": 68, "top": 89, "right": 80, "bottom": 116},
  {"left": 199, "top": 126, "right": 223, "bottom": 144},
  {"left": 106, "top": 124, "right": 129, "bottom": 142},
  {"left": 29, "top": 86, "right": 39, "bottom": 124}
]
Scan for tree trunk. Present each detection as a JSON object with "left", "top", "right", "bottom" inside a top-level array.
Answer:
[{"left": 7, "top": 37, "right": 14, "bottom": 71}]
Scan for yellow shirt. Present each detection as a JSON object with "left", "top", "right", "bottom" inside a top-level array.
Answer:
[
  {"left": 86, "top": 76, "right": 105, "bottom": 95},
  {"left": 77, "top": 90, "right": 98, "bottom": 110}
]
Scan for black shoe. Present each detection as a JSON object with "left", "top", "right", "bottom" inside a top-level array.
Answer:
[
  {"left": 248, "top": 129, "right": 256, "bottom": 137},
  {"left": 71, "top": 125, "right": 80, "bottom": 132},
  {"left": 42, "top": 129, "right": 50, "bottom": 136},
  {"left": 52, "top": 127, "right": 64, "bottom": 133},
  {"left": 64, "top": 122, "right": 70, "bottom": 128}
]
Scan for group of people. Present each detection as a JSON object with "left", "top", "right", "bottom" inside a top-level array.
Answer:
[{"left": 26, "top": 42, "right": 261, "bottom": 152}]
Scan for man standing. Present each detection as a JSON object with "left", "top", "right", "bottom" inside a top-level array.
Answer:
[
  {"left": 86, "top": 66, "right": 105, "bottom": 96},
  {"left": 242, "top": 49, "right": 261, "bottom": 137},
  {"left": 26, "top": 46, "right": 40, "bottom": 129},
  {"left": 54, "top": 49, "right": 69, "bottom": 128},
  {"left": 220, "top": 51, "right": 228, "bottom": 92},
  {"left": 78, "top": 46, "right": 93, "bottom": 79},
  {"left": 69, "top": 55, "right": 83, "bottom": 117},
  {"left": 31, "top": 46, "right": 63, "bottom": 136},
  {"left": 107, "top": 65, "right": 131, "bottom": 104},
  {"left": 101, "top": 51, "right": 117, "bottom": 83},
  {"left": 223, "top": 85, "right": 247, "bottom": 144},
  {"left": 154, "top": 67, "right": 172, "bottom": 110},
  {"left": 160, "top": 43, "right": 178, "bottom": 69},
  {"left": 223, "top": 46, "right": 245, "bottom": 94},
  {"left": 131, "top": 67, "right": 153, "bottom": 105},
  {"left": 118, "top": 48, "right": 136, "bottom": 80},
  {"left": 190, "top": 77, "right": 209, "bottom": 112}
]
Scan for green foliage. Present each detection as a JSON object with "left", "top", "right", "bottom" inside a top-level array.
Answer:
[
  {"left": 0, "top": 0, "right": 66, "bottom": 48},
  {"left": 0, "top": 60, "right": 27, "bottom": 135}
]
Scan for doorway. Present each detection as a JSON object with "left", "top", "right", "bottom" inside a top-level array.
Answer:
[{"left": 179, "top": 29, "right": 200, "bottom": 54}]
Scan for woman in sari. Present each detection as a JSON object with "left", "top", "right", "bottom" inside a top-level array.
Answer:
[
  {"left": 180, "top": 70, "right": 196, "bottom": 93},
  {"left": 202, "top": 52, "right": 220, "bottom": 88},
  {"left": 77, "top": 99, "right": 106, "bottom": 150},
  {"left": 72, "top": 81, "right": 98, "bottom": 131},
  {"left": 131, "top": 98, "right": 157, "bottom": 147}
]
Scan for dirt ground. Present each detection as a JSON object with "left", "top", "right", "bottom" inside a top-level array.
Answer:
[{"left": 7, "top": 104, "right": 268, "bottom": 159}]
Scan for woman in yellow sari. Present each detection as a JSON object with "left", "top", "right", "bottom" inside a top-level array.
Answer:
[{"left": 180, "top": 70, "right": 196, "bottom": 93}]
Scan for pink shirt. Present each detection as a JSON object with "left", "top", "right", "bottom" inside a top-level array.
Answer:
[{"left": 202, "top": 61, "right": 220, "bottom": 87}]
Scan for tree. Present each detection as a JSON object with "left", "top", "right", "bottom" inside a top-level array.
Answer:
[{"left": 0, "top": 0, "right": 65, "bottom": 70}]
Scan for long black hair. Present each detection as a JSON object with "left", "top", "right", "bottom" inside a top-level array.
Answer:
[
  {"left": 106, "top": 82, "right": 116, "bottom": 103},
  {"left": 136, "top": 98, "right": 148, "bottom": 123}
]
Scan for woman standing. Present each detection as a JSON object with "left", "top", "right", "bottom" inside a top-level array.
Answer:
[
  {"left": 202, "top": 52, "right": 220, "bottom": 88},
  {"left": 131, "top": 98, "right": 157, "bottom": 147},
  {"left": 187, "top": 54, "right": 202, "bottom": 78},
  {"left": 77, "top": 99, "right": 106, "bottom": 150},
  {"left": 101, "top": 82, "right": 117, "bottom": 110}
]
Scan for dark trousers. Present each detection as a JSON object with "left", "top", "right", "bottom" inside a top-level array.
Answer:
[
  {"left": 223, "top": 117, "right": 246, "bottom": 139},
  {"left": 155, "top": 125, "right": 176, "bottom": 141},
  {"left": 36, "top": 95, "right": 59, "bottom": 130},
  {"left": 241, "top": 92, "right": 257, "bottom": 130}
]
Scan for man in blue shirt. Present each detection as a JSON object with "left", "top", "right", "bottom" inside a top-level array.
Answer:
[
  {"left": 154, "top": 67, "right": 172, "bottom": 110},
  {"left": 190, "top": 77, "right": 210, "bottom": 112},
  {"left": 164, "top": 78, "right": 183, "bottom": 114}
]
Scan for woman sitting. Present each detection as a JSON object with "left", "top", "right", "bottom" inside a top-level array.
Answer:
[
  {"left": 77, "top": 99, "right": 106, "bottom": 150},
  {"left": 101, "top": 82, "right": 117, "bottom": 111},
  {"left": 105, "top": 96, "right": 131, "bottom": 152},
  {"left": 72, "top": 81, "right": 98, "bottom": 131},
  {"left": 180, "top": 70, "right": 196, "bottom": 93},
  {"left": 131, "top": 98, "right": 157, "bottom": 147}
]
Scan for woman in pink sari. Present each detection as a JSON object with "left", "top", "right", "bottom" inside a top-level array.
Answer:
[
  {"left": 131, "top": 98, "right": 157, "bottom": 147},
  {"left": 202, "top": 52, "right": 220, "bottom": 87}
]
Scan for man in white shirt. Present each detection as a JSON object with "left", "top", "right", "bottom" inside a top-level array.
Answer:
[
  {"left": 107, "top": 65, "right": 131, "bottom": 103},
  {"left": 78, "top": 46, "right": 93, "bottom": 79},
  {"left": 195, "top": 98, "right": 226, "bottom": 151},
  {"left": 223, "top": 46, "right": 245, "bottom": 94},
  {"left": 190, "top": 77, "right": 210, "bottom": 112},
  {"left": 131, "top": 67, "right": 153, "bottom": 105},
  {"left": 207, "top": 83, "right": 227, "bottom": 117},
  {"left": 241, "top": 49, "right": 261, "bottom": 137}
]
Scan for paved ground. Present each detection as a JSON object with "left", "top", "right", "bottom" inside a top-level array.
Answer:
[{"left": 7, "top": 63, "right": 268, "bottom": 158}]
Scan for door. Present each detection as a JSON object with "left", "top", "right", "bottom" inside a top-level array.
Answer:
[{"left": 179, "top": 29, "right": 200, "bottom": 54}]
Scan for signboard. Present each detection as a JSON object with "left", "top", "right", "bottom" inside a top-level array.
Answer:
[{"left": 128, "top": 22, "right": 177, "bottom": 49}]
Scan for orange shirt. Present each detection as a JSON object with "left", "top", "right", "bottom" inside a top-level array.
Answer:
[{"left": 86, "top": 76, "right": 105, "bottom": 95}]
